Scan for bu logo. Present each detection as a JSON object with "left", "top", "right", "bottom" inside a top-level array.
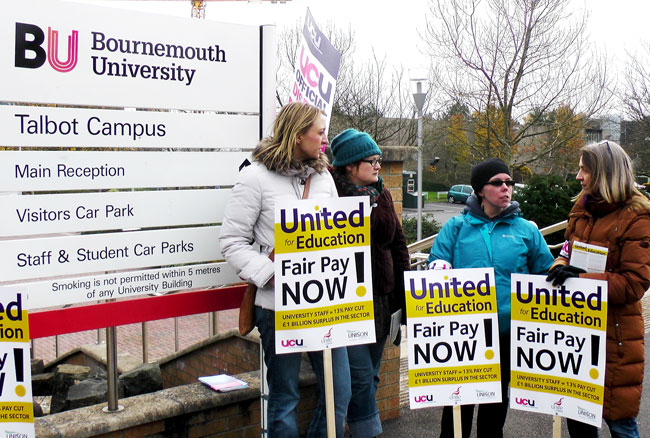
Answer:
[{"left": 15, "top": 22, "right": 79, "bottom": 72}]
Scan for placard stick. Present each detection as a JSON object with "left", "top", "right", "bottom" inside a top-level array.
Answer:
[
  {"left": 323, "top": 348, "right": 336, "bottom": 438},
  {"left": 553, "top": 415, "right": 562, "bottom": 438},
  {"left": 453, "top": 405, "right": 462, "bottom": 438}
]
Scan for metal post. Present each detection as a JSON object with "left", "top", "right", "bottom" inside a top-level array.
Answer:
[
  {"left": 174, "top": 317, "right": 179, "bottom": 352},
  {"left": 417, "top": 110, "right": 423, "bottom": 243},
  {"left": 209, "top": 312, "right": 218, "bottom": 337},
  {"left": 142, "top": 322, "right": 148, "bottom": 364},
  {"left": 102, "top": 326, "right": 124, "bottom": 413},
  {"left": 260, "top": 340, "right": 268, "bottom": 438}
]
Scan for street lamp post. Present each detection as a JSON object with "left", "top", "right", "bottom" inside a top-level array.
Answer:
[{"left": 411, "top": 75, "right": 427, "bottom": 242}]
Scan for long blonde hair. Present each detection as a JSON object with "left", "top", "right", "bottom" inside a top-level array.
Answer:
[
  {"left": 577, "top": 140, "right": 650, "bottom": 211},
  {"left": 253, "top": 102, "right": 328, "bottom": 173}
]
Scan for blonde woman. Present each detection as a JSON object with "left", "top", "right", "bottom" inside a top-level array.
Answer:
[
  {"left": 547, "top": 141, "right": 650, "bottom": 438},
  {"left": 219, "top": 102, "right": 351, "bottom": 438}
]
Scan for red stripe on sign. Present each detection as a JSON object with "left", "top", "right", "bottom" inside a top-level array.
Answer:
[{"left": 29, "top": 285, "right": 246, "bottom": 339}]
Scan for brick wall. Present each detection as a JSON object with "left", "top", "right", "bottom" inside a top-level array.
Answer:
[
  {"left": 379, "top": 145, "right": 418, "bottom": 220},
  {"left": 159, "top": 330, "right": 259, "bottom": 388}
]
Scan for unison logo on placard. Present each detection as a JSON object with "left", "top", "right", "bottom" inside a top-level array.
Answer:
[{"left": 15, "top": 22, "right": 78, "bottom": 72}]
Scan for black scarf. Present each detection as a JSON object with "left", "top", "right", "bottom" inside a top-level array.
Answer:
[{"left": 331, "top": 170, "right": 384, "bottom": 205}]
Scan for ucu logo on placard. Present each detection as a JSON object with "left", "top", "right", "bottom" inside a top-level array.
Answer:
[
  {"left": 281, "top": 339, "right": 304, "bottom": 348},
  {"left": 299, "top": 47, "right": 334, "bottom": 104},
  {"left": 413, "top": 394, "right": 434, "bottom": 403},
  {"left": 514, "top": 397, "right": 536, "bottom": 407},
  {"left": 15, "top": 22, "right": 79, "bottom": 72}
]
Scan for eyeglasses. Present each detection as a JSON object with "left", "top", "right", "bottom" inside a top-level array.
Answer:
[
  {"left": 360, "top": 158, "right": 382, "bottom": 167},
  {"left": 486, "top": 179, "right": 516, "bottom": 187}
]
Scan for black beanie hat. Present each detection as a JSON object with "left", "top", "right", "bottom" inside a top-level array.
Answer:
[{"left": 470, "top": 158, "right": 510, "bottom": 193}]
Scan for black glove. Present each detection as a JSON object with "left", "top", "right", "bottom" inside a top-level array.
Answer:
[{"left": 545, "top": 265, "right": 586, "bottom": 286}]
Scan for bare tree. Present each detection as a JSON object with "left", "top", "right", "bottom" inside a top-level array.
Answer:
[
  {"left": 277, "top": 21, "right": 417, "bottom": 145},
  {"left": 423, "top": 0, "right": 612, "bottom": 169},
  {"left": 623, "top": 43, "right": 650, "bottom": 175}
]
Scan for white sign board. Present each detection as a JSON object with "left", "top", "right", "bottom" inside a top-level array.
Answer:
[
  {"left": 2, "top": 262, "right": 239, "bottom": 310},
  {"left": 0, "top": 226, "right": 223, "bottom": 282},
  {"left": 273, "top": 196, "right": 375, "bottom": 353},
  {"left": 510, "top": 274, "right": 607, "bottom": 427},
  {"left": 0, "top": 150, "right": 249, "bottom": 191},
  {"left": 0, "top": 0, "right": 259, "bottom": 112},
  {"left": 0, "top": 189, "right": 231, "bottom": 237},
  {"left": 0, "top": 105, "right": 258, "bottom": 149},
  {"left": 405, "top": 268, "right": 501, "bottom": 409}
]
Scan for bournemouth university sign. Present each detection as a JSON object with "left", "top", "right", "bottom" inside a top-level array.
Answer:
[{"left": 1, "top": 1, "right": 277, "bottom": 434}]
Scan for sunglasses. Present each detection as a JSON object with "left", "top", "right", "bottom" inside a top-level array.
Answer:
[
  {"left": 360, "top": 158, "right": 382, "bottom": 167},
  {"left": 486, "top": 179, "right": 516, "bottom": 187}
]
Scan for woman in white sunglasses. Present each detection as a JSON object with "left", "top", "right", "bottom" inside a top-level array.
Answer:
[{"left": 428, "top": 158, "right": 554, "bottom": 438}]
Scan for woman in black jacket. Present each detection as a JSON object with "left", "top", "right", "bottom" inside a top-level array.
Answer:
[{"left": 330, "top": 129, "right": 411, "bottom": 438}]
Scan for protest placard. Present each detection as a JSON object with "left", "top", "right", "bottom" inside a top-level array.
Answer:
[
  {"left": 0, "top": 293, "right": 35, "bottom": 437},
  {"left": 289, "top": 8, "right": 341, "bottom": 129},
  {"left": 274, "top": 196, "right": 374, "bottom": 353},
  {"left": 405, "top": 268, "right": 501, "bottom": 409},
  {"left": 510, "top": 274, "right": 607, "bottom": 427}
]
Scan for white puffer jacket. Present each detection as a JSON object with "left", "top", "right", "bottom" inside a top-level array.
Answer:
[{"left": 219, "top": 161, "right": 338, "bottom": 310}]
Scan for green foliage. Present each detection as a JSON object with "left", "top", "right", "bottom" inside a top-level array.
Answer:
[
  {"left": 402, "top": 215, "right": 441, "bottom": 244},
  {"left": 514, "top": 175, "right": 580, "bottom": 249},
  {"left": 423, "top": 182, "right": 448, "bottom": 192},
  {"left": 515, "top": 175, "right": 580, "bottom": 228}
]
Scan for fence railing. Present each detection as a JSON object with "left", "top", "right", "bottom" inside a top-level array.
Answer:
[
  {"left": 407, "top": 219, "right": 568, "bottom": 269},
  {"left": 29, "top": 286, "right": 245, "bottom": 340}
]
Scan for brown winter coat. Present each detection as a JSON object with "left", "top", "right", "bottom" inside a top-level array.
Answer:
[{"left": 551, "top": 194, "right": 650, "bottom": 420}]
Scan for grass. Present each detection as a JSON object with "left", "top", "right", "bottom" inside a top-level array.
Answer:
[{"left": 425, "top": 191, "right": 449, "bottom": 203}]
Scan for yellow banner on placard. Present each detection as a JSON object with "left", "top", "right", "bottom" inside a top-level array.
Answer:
[
  {"left": 0, "top": 311, "right": 29, "bottom": 343},
  {"left": 511, "top": 299, "right": 606, "bottom": 331},
  {"left": 276, "top": 300, "right": 374, "bottom": 330},
  {"left": 275, "top": 221, "right": 370, "bottom": 254},
  {"left": 406, "top": 288, "right": 496, "bottom": 318},
  {"left": 0, "top": 402, "right": 34, "bottom": 423},
  {"left": 512, "top": 370, "right": 604, "bottom": 404},
  {"left": 409, "top": 363, "right": 501, "bottom": 387}
]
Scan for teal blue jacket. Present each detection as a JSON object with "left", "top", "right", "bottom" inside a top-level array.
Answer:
[{"left": 428, "top": 195, "right": 554, "bottom": 333}]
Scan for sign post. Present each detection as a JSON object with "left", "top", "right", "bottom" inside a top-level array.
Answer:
[{"left": 1, "top": 0, "right": 276, "bottom": 421}]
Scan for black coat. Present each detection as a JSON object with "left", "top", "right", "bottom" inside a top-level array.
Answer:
[{"left": 367, "top": 188, "right": 411, "bottom": 338}]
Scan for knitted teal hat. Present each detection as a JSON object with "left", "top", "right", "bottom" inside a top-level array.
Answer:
[{"left": 330, "top": 128, "right": 382, "bottom": 168}]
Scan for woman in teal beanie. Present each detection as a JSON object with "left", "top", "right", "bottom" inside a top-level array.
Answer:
[{"left": 330, "top": 128, "right": 411, "bottom": 438}]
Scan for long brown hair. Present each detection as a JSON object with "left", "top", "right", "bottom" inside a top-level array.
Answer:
[
  {"left": 577, "top": 140, "right": 650, "bottom": 211},
  {"left": 253, "top": 102, "right": 328, "bottom": 173}
]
